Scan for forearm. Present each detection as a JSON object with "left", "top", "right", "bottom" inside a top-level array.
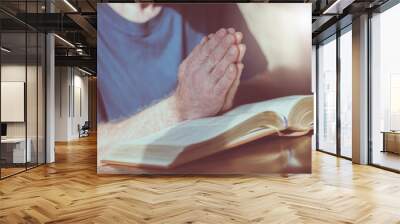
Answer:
[
  {"left": 99, "top": 94, "right": 183, "bottom": 146},
  {"left": 119, "top": 95, "right": 183, "bottom": 137}
]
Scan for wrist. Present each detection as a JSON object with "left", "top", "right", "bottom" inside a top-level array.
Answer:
[{"left": 169, "top": 92, "right": 187, "bottom": 122}]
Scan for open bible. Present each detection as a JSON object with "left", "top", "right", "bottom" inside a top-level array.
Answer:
[{"left": 101, "top": 95, "right": 313, "bottom": 169}]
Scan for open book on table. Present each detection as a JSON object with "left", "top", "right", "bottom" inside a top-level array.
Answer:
[{"left": 101, "top": 95, "right": 314, "bottom": 169}]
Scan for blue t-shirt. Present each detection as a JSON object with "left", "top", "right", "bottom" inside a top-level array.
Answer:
[
  {"left": 98, "top": 4, "right": 267, "bottom": 122},
  {"left": 98, "top": 5, "right": 203, "bottom": 122}
]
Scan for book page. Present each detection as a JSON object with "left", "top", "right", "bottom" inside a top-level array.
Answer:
[
  {"left": 102, "top": 113, "right": 258, "bottom": 167},
  {"left": 118, "top": 112, "right": 256, "bottom": 148},
  {"left": 114, "top": 96, "right": 308, "bottom": 149},
  {"left": 225, "top": 95, "right": 307, "bottom": 118}
]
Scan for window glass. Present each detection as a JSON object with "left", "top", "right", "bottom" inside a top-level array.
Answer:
[
  {"left": 317, "top": 36, "right": 337, "bottom": 154},
  {"left": 371, "top": 3, "right": 400, "bottom": 171},
  {"left": 339, "top": 29, "right": 352, "bottom": 158}
]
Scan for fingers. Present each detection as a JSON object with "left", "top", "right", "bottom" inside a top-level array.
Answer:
[
  {"left": 237, "top": 44, "right": 246, "bottom": 62},
  {"left": 176, "top": 27, "right": 246, "bottom": 119},
  {"left": 199, "top": 28, "right": 243, "bottom": 72},
  {"left": 202, "top": 33, "right": 236, "bottom": 72},
  {"left": 227, "top": 28, "right": 243, "bottom": 44},
  {"left": 209, "top": 45, "right": 239, "bottom": 82},
  {"left": 221, "top": 63, "right": 244, "bottom": 112},
  {"left": 184, "top": 36, "right": 207, "bottom": 69},
  {"left": 197, "top": 28, "right": 227, "bottom": 63},
  {"left": 214, "top": 64, "right": 237, "bottom": 96}
]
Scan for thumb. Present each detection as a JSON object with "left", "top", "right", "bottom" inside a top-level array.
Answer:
[{"left": 221, "top": 63, "right": 244, "bottom": 112}]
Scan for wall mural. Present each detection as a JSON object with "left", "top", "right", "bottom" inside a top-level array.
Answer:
[{"left": 97, "top": 3, "right": 313, "bottom": 174}]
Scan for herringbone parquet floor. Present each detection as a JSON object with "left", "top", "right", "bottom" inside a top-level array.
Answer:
[{"left": 1, "top": 135, "right": 400, "bottom": 224}]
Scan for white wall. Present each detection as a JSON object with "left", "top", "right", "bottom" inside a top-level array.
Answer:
[
  {"left": 72, "top": 73, "right": 89, "bottom": 137},
  {"left": 1, "top": 65, "right": 40, "bottom": 137},
  {"left": 55, "top": 67, "right": 89, "bottom": 141},
  {"left": 55, "top": 67, "right": 69, "bottom": 141},
  {"left": 1, "top": 65, "right": 26, "bottom": 132},
  {"left": 238, "top": 4, "right": 311, "bottom": 72},
  {"left": 1, "top": 64, "right": 46, "bottom": 164}
]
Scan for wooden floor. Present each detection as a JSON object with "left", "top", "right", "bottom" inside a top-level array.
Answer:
[
  {"left": 373, "top": 150, "right": 400, "bottom": 171},
  {"left": 1, "top": 135, "right": 400, "bottom": 224},
  {"left": 1, "top": 167, "right": 26, "bottom": 178}
]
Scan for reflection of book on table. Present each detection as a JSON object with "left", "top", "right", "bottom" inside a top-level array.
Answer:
[{"left": 101, "top": 95, "right": 314, "bottom": 169}]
